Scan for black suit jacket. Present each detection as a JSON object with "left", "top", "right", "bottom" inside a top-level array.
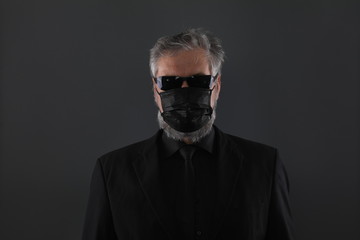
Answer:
[{"left": 82, "top": 127, "right": 294, "bottom": 240}]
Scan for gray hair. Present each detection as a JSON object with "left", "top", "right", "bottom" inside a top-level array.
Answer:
[{"left": 149, "top": 28, "right": 225, "bottom": 77}]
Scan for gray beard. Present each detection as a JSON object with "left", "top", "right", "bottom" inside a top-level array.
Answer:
[{"left": 157, "top": 106, "right": 216, "bottom": 143}]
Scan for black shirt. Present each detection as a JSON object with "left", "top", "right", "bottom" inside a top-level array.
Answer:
[{"left": 159, "top": 128, "right": 217, "bottom": 239}]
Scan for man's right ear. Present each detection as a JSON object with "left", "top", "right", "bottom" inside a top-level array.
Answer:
[{"left": 152, "top": 79, "right": 163, "bottom": 112}]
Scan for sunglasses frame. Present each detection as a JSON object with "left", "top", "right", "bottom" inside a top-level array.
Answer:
[{"left": 153, "top": 74, "right": 218, "bottom": 90}]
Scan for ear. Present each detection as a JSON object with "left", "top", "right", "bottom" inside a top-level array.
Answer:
[
  {"left": 152, "top": 77, "right": 156, "bottom": 90},
  {"left": 217, "top": 75, "right": 221, "bottom": 89},
  {"left": 152, "top": 78, "right": 163, "bottom": 112},
  {"left": 214, "top": 74, "right": 221, "bottom": 97}
]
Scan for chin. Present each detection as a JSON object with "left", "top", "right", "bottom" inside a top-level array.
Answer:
[{"left": 157, "top": 110, "right": 216, "bottom": 143}]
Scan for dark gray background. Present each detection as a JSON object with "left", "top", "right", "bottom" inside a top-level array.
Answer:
[{"left": 1, "top": 0, "right": 359, "bottom": 239}]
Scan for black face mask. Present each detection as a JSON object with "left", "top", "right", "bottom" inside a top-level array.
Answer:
[{"left": 158, "top": 87, "right": 213, "bottom": 133}]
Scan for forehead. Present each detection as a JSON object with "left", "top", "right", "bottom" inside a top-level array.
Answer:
[{"left": 156, "top": 48, "right": 211, "bottom": 77}]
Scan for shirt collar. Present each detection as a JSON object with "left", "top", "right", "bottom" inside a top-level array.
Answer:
[{"left": 160, "top": 127, "right": 215, "bottom": 159}]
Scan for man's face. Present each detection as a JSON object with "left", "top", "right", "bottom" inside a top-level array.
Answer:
[{"left": 153, "top": 48, "right": 221, "bottom": 112}]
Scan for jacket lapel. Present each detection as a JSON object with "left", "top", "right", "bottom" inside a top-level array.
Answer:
[
  {"left": 131, "top": 128, "right": 244, "bottom": 240},
  {"left": 131, "top": 130, "right": 177, "bottom": 240},
  {"left": 208, "top": 127, "right": 245, "bottom": 240}
]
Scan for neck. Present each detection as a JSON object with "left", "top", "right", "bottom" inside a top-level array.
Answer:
[{"left": 183, "top": 137, "right": 193, "bottom": 144}]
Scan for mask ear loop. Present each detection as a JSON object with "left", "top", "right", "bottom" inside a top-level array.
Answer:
[{"left": 209, "top": 73, "right": 219, "bottom": 91}]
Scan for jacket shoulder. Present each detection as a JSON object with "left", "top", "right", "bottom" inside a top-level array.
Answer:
[
  {"left": 220, "top": 131, "right": 279, "bottom": 175},
  {"left": 97, "top": 130, "right": 161, "bottom": 169},
  {"left": 221, "top": 131, "right": 278, "bottom": 159}
]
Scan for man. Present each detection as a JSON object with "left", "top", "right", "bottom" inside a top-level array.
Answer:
[{"left": 82, "top": 28, "right": 294, "bottom": 240}]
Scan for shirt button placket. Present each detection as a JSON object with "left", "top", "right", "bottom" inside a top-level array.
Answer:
[{"left": 196, "top": 230, "right": 202, "bottom": 238}]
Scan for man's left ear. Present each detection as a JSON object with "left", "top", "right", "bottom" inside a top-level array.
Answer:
[{"left": 215, "top": 74, "right": 221, "bottom": 92}]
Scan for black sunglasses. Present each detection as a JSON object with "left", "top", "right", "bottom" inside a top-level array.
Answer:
[{"left": 153, "top": 74, "right": 218, "bottom": 90}]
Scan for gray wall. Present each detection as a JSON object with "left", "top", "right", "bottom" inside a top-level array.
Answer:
[{"left": 1, "top": 0, "right": 359, "bottom": 239}]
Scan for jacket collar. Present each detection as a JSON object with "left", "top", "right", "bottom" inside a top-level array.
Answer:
[
  {"left": 132, "top": 126, "right": 244, "bottom": 240},
  {"left": 160, "top": 127, "right": 216, "bottom": 159}
]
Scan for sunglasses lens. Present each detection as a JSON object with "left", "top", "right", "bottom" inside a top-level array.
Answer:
[
  {"left": 187, "top": 76, "right": 211, "bottom": 88},
  {"left": 161, "top": 77, "right": 182, "bottom": 90}
]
